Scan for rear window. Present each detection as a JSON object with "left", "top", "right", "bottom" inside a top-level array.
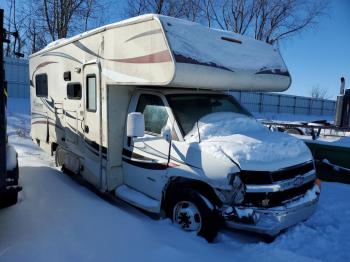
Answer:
[
  {"left": 67, "top": 83, "right": 82, "bottom": 100},
  {"left": 35, "top": 74, "right": 48, "bottom": 97}
]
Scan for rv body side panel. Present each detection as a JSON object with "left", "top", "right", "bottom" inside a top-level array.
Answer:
[
  {"left": 30, "top": 14, "right": 292, "bottom": 93},
  {"left": 101, "top": 19, "right": 175, "bottom": 85},
  {"left": 160, "top": 16, "right": 291, "bottom": 91},
  {"left": 106, "top": 85, "right": 135, "bottom": 190},
  {"left": 29, "top": 17, "right": 175, "bottom": 190}
]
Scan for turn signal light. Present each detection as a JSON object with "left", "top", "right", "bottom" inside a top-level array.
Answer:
[{"left": 315, "top": 178, "right": 321, "bottom": 195}]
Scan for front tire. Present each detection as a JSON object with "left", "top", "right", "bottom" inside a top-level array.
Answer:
[{"left": 168, "top": 189, "right": 219, "bottom": 242}]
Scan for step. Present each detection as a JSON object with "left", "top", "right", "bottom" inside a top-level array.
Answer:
[{"left": 115, "top": 185, "right": 160, "bottom": 213}]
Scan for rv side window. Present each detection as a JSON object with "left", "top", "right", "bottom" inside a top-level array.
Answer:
[
  {"left": 86, "top": 75, "right": 96, "bottom": 111},
  {"left": 67, "top": 83, "right": 82, "bottom": 100},
  {"left": 136, "top": 94, "right": 169, "bottom": 135},
  {"left": 35, "top": 74, "right": 48, "bottom": 97}
]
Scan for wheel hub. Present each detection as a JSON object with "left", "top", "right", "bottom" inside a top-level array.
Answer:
[{"left": 173, "top": 201, "right": 202, "bottom": 232}]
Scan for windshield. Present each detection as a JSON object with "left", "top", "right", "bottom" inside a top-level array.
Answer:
[{"left": 166, "top": 94, "right": 252, "bottom": 136}]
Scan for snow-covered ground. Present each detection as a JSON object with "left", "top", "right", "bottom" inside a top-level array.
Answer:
[{"left": 1, "top": 98, "right": 350, "bottom": 262}]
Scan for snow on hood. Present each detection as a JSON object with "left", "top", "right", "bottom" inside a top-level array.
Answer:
[{"left": 185, "top": 112, "right": 312, "bottom": 171}]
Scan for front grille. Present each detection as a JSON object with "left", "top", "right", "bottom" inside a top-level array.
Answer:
[
  {"left": 243, "top": 181, "right": 315, "bottom": 208},
  {"left": 239, "top": 161, "right": 314, "bottom": 185},
  {"left": 271, "top": 162, "right": 314, "bottom": 182},
  {"left": 239, "top": 170, "right": 272, "bottom": 184}
]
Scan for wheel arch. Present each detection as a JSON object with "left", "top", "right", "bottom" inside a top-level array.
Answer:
[{"left": 161, "top": 176, "right": 223, "bottom": 215}]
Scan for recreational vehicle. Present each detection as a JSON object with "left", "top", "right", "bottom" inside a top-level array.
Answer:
[{"left": 29, "top": 14, "right": 320, "bottom": 242}]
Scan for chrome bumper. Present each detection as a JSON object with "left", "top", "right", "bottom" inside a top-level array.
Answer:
[{"left": 224, "top": 185, "right": 319, "bottom": 236}]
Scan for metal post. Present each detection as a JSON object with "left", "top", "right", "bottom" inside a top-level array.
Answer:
[
  {"left": 0, "top": 9, "right": 7, "bottom": 190},
  {"left": 259, "top": 92, "right": 263, "bottom": 113},
  {"left": 277, "top": 94, "right": 281, "bottom": 113},
  {"left": 293, "top": 96, "right": 296, "bottom": 114},
  {"left": 309, "top": 98, "right": 312, "bottom": 115}
]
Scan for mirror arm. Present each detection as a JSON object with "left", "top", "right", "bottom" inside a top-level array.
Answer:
[{"left": 167, "top": 138, "right": 172, "bottom": 167}]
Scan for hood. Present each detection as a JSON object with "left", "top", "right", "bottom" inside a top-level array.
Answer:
[{"left": 185, "top": 112, "right": 313, "bottom": 171}]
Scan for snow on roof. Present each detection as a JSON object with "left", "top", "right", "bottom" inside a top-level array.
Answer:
[
  {"left": 34, "top": 14, "right": 158, "bottom": 56},
  {"left": 45, "top": 38, "right": 67, "bottom": 49}
]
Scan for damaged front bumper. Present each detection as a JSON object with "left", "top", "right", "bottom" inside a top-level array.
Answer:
[{"left": 223, "top": 184, "right": 319, "bottom": 236}]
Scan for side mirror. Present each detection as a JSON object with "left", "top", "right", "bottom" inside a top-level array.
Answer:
[
  {"left": 161, "top": 126, "right": 172, "bottom": 142},
  {"left": 127, "top": 112, "right": 145, "bottom": 138}
]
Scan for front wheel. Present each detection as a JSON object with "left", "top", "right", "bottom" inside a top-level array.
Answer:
[{"left": 169, "top": 189, "right": 219, "bottom": 242}]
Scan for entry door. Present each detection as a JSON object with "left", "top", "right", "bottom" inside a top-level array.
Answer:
[
  {"left": 82, "top": 63, "right": 101, "bottom": 186},
  {"left": 123, "top": 94, "right": 171, "bottom": 200}
]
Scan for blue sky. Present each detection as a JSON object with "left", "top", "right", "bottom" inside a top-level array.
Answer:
[{"left": 279, "top": 0, "right": 350, "bottom": 99}]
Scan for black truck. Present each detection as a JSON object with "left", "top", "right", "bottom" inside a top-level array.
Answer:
[{"left": 0, "top": 9, "right": 22, "bottom": 208}]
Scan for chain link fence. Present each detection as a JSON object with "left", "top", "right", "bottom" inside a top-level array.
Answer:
[
  {"left": 231, "top": 91, "right": 336, "bottom": 116},
  {"left": 4, "top": 57, "right": 30, "bottom": 99}
]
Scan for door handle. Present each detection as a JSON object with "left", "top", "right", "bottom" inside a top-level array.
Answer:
[{"left": 84, "top": 125, "right": 89, "bottom": 133}]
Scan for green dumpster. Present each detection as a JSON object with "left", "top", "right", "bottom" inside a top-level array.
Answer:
[{"left": 304, "top": 140, "right": 350, "bottom": 184}]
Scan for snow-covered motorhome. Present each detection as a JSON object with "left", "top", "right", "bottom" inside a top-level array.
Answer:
[{"left": 29, "top": 14, "right": 319, "bottom": 241}]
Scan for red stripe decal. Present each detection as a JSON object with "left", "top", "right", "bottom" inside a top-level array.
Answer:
[
  {"left": 32, "top": 120, "right": 57, "bottom": 128},
  {"left": 167, "top": 162, "right": 180, "bottom": 168},
  {"left": 32, "top": 120, "right": 47, "bottom": 125},
  {"left": 110, "top": 50, "right": 172, "bottom": 64}
]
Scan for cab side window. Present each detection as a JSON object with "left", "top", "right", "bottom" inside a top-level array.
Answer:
[
  {"left": 136, "top": 94, "right": 168, "bottom": 135},
  {"left": 86, "top": 75, "right": 96, "bottom": 111}
]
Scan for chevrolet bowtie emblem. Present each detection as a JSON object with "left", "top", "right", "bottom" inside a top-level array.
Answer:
[
  {"left": 262, "top": 198, "right": 270, "bottom": 207},
  {"left": 293, "top": 175, "right": 304, "bottom": 187}
]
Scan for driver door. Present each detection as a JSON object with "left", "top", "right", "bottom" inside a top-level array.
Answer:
[{"left": 122, "top": 94, "right": 172, "bottom": 200}]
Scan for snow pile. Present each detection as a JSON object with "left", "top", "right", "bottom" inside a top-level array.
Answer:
[
  {"left": 295, "top": 133, "right": 350, "bottom": 149},
  {"left": 6, "top": 144, "right": 17, "bottom": 171},
  {"left": 185, "top": 112, "right": 312, "bottom": 170}
]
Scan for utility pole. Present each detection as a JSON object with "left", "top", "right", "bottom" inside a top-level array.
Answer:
[{"left": 0, "top": 9, "right": 6, "bottom": 190}]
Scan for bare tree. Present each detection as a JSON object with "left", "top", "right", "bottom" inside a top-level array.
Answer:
[
  {"left": 5, "top": 0, "right": 13, "bottom": 56},
  {"left": 41, "top": 0, "right": 86, "bottom": 41},
  {"left": 4, "top": 0, "right": 28, "bottom": 57},
  {"left": 310, "top": 85, "right": 329, "bottom": 99},
  {"left": 197, "top": 0, "right": 328, "bottom": 44},
  {"left": 25, "top": 0, "right": 102, "bottom": 54},
  {"left": 83, "top": 0, "right": 94, "bottom": 31},
  {"left": 124, "top": 0, "right": 203, "bottom": 21},
  {"left": 3, "top": 0, "right": 115, "bottom": 56}
]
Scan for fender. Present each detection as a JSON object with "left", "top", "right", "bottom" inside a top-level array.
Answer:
[{"left": 161, "top": 176, "right": 223, "bottom": 216}]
